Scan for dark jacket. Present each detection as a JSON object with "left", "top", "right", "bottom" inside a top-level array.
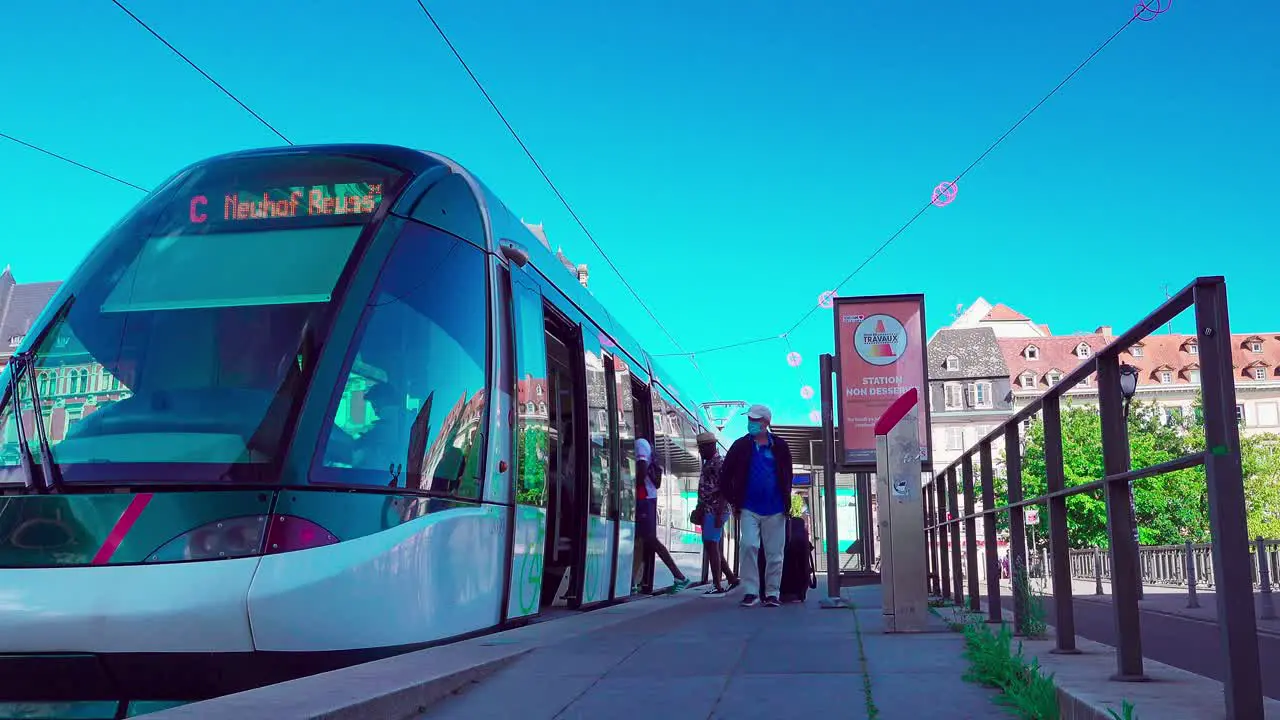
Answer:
[{"left": 721, "top": 433, "right": 793, "bottom": 514}]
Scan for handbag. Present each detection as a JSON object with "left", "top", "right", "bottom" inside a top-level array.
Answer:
[{"left": 689, "top": 503, "right": 704, "bottom": 526}]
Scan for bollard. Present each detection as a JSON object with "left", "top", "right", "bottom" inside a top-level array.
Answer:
[
  {"left": 1094, "top": 546, "right": 1104, "bottom": 596},
  {"left": 1258, "top": 537, "right": 1276, "bottom": 621},
  {"left": 1185, "top": 540, "right": 1200, "bottom": 609}
]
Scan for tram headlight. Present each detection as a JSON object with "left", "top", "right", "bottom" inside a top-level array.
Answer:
[
  {"left": 145, "top": 514, "right": 337, "bottom": 563},
  {"left": 147, "top": 515, "right": 269, "bottom": 563}
]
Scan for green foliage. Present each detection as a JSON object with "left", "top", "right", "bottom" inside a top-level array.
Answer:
[
  {"left": 1241, "top": 434, "right": 1280, "bottom": 540},
  {"left": 1013, "top": 561, "right": 1048, "bottom": 639},
  {"left": 959, "top": 621, "right": 1060, "bottom": 719},
  {"left": 1004, "top": 400, "right": 1210, "bottom": 549},
  {"left": 1106, "top": 700, "right": 1138, "bottom": 720}
]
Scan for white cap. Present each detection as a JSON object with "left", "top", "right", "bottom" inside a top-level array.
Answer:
[
  {"left": 747, "top": 404, "right": 772, "bottom": 423},
  {"left": 635, "top": 438, "right": 652, "bottom": 462}
]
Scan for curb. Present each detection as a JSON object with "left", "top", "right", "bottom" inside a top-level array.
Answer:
[{"left": 140, "top": 645, "right": 528, "bottom": 720}]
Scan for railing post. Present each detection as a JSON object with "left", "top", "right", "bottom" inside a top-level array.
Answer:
[
  {"left": 1186, "top": 540, "right": 1201, "bottom": 609},
  {"left": 937, "top": 477, "right": 951, "bottom": 601},
  {"left": 1098, "top": 353, "right": 1145, "bottom": 681},
  {"left": 979, "top": 441, "right": 1003, "bottom": 624},
  {"left": 1194, "top": 279, "right": 1264, "bottom": 719},
  {"left": 1042, "top": 395, "right": 1078, "bottom": 653},
  {"left": 948, "top": 468, "right": 964, "bottom": 607},
  {"left": 1258, "top": 537, "right": 1275, "bottom": 621},
  {"left": 931, "top": 479, "right": 942, "bottom": 591},
  {"left": 962, "top": 455, "right": 980, "bottom": 613},
  {"left": 1005, "top": 423, "right": 1028, "bottom": 636},
  {"left": 1094, "top": 547, "right": 1104, "bottom": 595}
]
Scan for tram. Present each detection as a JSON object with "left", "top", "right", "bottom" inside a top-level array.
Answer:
[{"left": 0, "top": 144, "right": 720, "bottom": 716}]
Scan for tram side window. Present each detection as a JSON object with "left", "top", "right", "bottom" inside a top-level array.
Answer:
[{"left": 319, "top": 222, "right": 488, "bottom": 498}]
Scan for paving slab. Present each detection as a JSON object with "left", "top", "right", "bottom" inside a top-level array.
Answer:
[{"left": 842, "top": 585, "right": 1002, "bottom": 719}]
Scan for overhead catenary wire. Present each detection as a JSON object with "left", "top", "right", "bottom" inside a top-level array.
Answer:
[
  {"left": 0, "top": 132, "right": 150, "bottom": 193},
  {"left": 662, "top": 8, "right": 1152, "bottom": 358},
  {"left": 109, "top": 0, "right": 293, "bottom": 146},
  {"left": 410, "top": 2, "right": 694, "bottom": 362}
]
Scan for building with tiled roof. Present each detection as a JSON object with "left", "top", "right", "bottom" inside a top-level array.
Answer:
[
  {"left": 926, "top": 327, "right": 1013, "bottom": 465},
  {"left": 949, "top": 297, "right": 1046, "bottom": 339},
  {"left": 942, "top": 296, "right": 1280, "bottom": 440},
  {"left": 0, "top": 267, "right": 62, "bottom": 373}
]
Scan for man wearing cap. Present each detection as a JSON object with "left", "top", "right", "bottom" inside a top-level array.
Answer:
[
  {"left": 696, "top": 431, "right": 740, "bottom": 596},
  {"left": 721, "top": 404, "right": 793, "bottom": 607}
]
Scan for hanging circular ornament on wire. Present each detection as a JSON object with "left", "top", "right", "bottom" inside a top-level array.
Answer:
[
  {"left": 786, "top": 351, "right": 803, "bottom": 368},
  {"left": 931, "top": 181, "right": 958, "bottom": 207},
  {"left": 818, "top": 290, "right": 836, "bottom": 309},
  {"left": 1133, "top": 0, "right": 1170, "bottom": 21},
  {"left": 809, "top": 410, "right": 821, "bottom": 424},
  {"left": 800, "top": 385, "right": 815, "bottom": 400}
]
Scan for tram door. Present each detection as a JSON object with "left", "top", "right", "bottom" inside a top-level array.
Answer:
[
  {"left": 503, "top": 267, "right": 550, "bottom": 621},
  {"left": 541, "top": 310, "right": 587, "bottom": 609}
]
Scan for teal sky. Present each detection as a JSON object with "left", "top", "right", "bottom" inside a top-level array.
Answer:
[{"left": 3, "top": 1, "right": 1276, "bottom": 437}]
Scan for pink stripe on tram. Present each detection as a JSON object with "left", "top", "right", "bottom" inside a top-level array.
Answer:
[{"left": 91, "top": 493, "right": 154, "bottom": 565}]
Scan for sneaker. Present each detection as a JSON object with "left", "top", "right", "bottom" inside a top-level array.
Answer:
[
  {"left": 702, "top": 586, "right": 729, "bottom": 597},
  {"left": 727, "top": 578, "right": 741, "bottom": 591},
  {"left": 763, "top": 596, "right": 781, "bottom": 607},
  {"left": 670, "top": 577, "right": 691, "bottom": 594},
  {"left": 740, "top": 594, "right": 760, "bottom": 608}
]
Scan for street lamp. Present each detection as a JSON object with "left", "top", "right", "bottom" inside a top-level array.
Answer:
[
  {"left": 1117, "top": 361, "right": 1143, "bottom": 598},
  {"left": 1119, "top": 363, "right": 1140, "bottom": 416}
]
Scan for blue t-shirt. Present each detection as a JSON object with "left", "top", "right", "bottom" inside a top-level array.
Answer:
[{"left": 743, "top": 434, "right": 785, "bottom": 516}]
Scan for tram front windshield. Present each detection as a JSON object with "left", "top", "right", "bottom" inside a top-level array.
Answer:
[{"left": 0, "top": 153, "right": 403, "bottom": 483}]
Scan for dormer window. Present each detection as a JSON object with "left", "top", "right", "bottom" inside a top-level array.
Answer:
[
  {"left": 1024, "top": 345, "right": 1040, "bottom": 360},
  {"left": 1160, "top": 371, "right": 1173, "bottom": 384},
  {"left": 944, "top": 355, "right": 959, "bottom": 371},
  {"left": 1075, "top": 343, "right": 1091, "bottom": 358},
  {"left": 1130, "top": 345, "right": 1144, "bottom": 358},
  {"left": 1254, "top": 368, "right": 1267, "bottom": 381},
  {"left": 1250, "top": 341, "right": 1263, "bottom": 353},
  {"left": 1019, "top": 372, "right": 1036, "bottom": 389},
  {"left": 1186, "top": 342, "right": 1198, "bottom": 355},
  {"left": 6, "top": 335, "right": 21, "bottom": 347},
  {"left": 1046, "top": 370, "right": 1062, "bottom": 385}
]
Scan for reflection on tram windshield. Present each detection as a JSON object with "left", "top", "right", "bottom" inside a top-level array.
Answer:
[{"left": 0, "top": 154, "right": 403, "bottom": 477}]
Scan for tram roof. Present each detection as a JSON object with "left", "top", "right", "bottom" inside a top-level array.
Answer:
[{"left": 191, "top": 143, "right": 709, "bottom": 425}]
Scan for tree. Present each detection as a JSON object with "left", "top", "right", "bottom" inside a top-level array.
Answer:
[
  {"left": 1241, "top": 433, "right": 1280, "bottom": 540},
  {"left": 997, "top": 400, "right": 1208, "bottom": 550},
  {"left": 991, "top": 395, "right": 1280, "bottom": 550}
]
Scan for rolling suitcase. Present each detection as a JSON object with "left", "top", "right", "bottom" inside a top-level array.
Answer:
[{"left": 779, "top": 516, "right": 817, "bottom": 602}]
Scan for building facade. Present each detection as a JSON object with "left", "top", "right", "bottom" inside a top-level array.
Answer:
[
  {"left": 926, "top": 326, "right": 1014, "bottom": 467},
  {"left": 934, "top": 297, "right": 1280, "bottom": 442}
]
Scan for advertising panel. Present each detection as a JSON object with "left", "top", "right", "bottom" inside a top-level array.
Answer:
[{"left": 833, "top": 294, "right": 931, "bottom": 469}]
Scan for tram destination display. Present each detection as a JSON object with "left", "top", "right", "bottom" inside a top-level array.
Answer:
[
  {"left": 188, "top": 182, "right": 384, "bottom": 227},
  {"left": 155, "top": 154, "right": 404, "bottom": 236}
]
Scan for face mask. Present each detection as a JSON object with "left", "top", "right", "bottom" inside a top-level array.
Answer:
[{"left": 747, "top": 421, "right": 764, "bottom": 436}]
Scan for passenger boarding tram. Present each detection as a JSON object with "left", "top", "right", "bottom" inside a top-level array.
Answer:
[{"left": 0, "top": 145, "right": 723, "bottom": 715}]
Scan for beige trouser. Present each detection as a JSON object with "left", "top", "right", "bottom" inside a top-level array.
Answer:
[{"left": 738, "top": 509, "right": 786, "bottom": 598}]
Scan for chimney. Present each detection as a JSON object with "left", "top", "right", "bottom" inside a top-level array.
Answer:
[
  {"left": 1095, "top": 326, "right": 1113, "bottom": 337},
  {"left": 576, "top": 264, "right": 589, "bottom": 288}
]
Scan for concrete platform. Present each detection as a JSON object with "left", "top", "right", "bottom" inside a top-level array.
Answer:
[{"left": 423, "top": 583, "right": 998, "bottom": 720}]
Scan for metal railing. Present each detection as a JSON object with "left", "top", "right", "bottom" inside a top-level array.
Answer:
[
  {"left": 921, "top": 277, "right": 1265, "bottom": 720},
  {"left": 1068, "top": 538, "right": 1280, "bottom": 591}
]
